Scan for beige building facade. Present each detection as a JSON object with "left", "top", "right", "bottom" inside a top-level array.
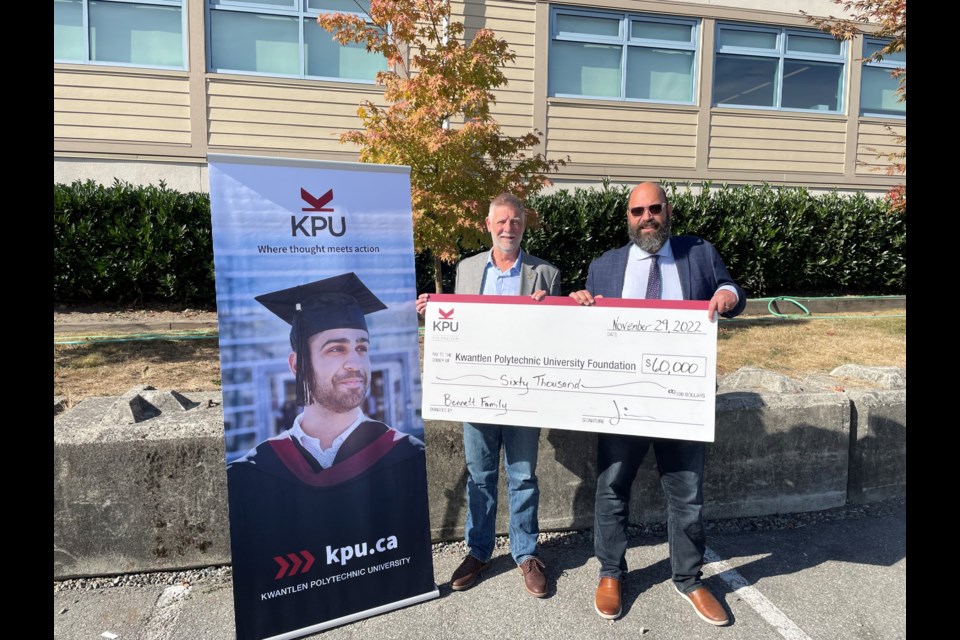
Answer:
[{"left": 54, "top": 0, "right": 905, "bottom": 194}]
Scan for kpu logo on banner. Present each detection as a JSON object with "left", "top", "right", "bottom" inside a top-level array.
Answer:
[
  {"left": 292, "top": 187, "right": 346, "bottom": 237},
  {"left": 273, "top": 550, "right": 316, "bottom": 580},
  {"left": 433, "top": 308, "right": 458, "bottom": 333}
]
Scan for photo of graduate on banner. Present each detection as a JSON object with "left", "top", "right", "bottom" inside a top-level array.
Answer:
[{"left": 208, "top": 155, "right": 437, "bottom": 640}]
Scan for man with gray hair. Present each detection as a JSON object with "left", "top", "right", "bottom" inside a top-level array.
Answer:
[{"left": 417, "top": 192, "right": 561, "bottom": 598}]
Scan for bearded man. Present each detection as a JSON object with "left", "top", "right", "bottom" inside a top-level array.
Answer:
[{"left": 569, "top": 182, "right": 745, "bottom": 627}]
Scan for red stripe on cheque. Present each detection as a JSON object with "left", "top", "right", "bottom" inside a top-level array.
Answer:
[
  {"left": 427, "top": 294, "right": 708, "bottom": 310},
  {"left": 270, "top": 431, "right": 402, "bottom": 487}
]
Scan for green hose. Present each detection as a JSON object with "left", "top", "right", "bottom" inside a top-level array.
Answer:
[
  {"left": 766, "top": 297, "right": 812, "bottom": 318},
  {"left": 55, "top": 330, "right": 218, "bottom": 345},
  {"left": 736, "top": 295, "right": 906, "bottom": 321}
]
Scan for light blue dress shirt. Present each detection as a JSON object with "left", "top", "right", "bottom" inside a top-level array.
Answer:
[
  {"left": 480, "top": 248, "right": 524, "bottom": 296},
  {"left": 622, "top": 242, "right": 682, "bottom": 300}
]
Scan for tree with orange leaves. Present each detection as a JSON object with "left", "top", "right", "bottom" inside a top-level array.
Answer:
[
  {"left": 803, "top": 0, "right": 906, "bottom": 212},
  {"left": 318, "top": 0, "right": 565, "bottom": 291}
]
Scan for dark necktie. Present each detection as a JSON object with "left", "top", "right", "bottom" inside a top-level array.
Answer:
[{"left": 645, "top": 254, "right": 661, "bottom": 300}]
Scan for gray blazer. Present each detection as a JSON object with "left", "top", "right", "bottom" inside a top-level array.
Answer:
[{"left": 454, "top": 251, "right": 561, "bottom": 297}]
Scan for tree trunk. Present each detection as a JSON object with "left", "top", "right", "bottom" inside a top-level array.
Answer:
[{"left": 433, "top": 255, "right": 444, "bottom": 294}]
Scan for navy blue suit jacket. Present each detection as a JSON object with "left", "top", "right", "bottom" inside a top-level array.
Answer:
[{"left": 584, "top": 236, "right": 746, "bottom": 318}]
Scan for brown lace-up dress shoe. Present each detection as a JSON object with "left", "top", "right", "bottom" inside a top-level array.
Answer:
[
  {"left": 594, "top": 577, "right": 622, "bottom": 620},
  {"left": 450, "top": 555, "right": 489, "bottom": 591},
  {"left": 676, "top": 585, "right": 730, "bottom": 626},
  {"left": 518, "top": 557, "right": 547, "bottom": 597}
]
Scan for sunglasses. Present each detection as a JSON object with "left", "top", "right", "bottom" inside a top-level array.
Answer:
[{"left": 628, "top": 203, "right": 666, "bottom": 216}]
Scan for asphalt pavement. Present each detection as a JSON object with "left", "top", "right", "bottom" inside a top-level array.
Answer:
[{"left": 54, "top": 499, "right": 906, "bottom": 640}]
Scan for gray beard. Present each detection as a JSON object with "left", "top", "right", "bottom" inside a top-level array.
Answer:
[{"left": 629, "top": 219, "right": 671, "bottom": 253}]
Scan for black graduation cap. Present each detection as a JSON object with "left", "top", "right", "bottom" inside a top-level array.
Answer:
[{"left": 255, "top": 272, "right": 387, "bottom": 407}]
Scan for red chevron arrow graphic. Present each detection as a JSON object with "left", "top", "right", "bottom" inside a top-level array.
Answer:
[
  {"left": 273, "top": 550, "right": 317, "bottom": 579},
  {"left": 301, "top": 188, "right": 334, "bottom": 212},
  {"left": 273, "top": 555, "right": 290, "bottom": 580},
  {"left": 273, "top": 550, "right": 317, "bottom": 578},
  {"left": 286, "top": 553, "right": 303, "bottom": 575},
  {"left": 439, "top": 308, "right": 454, "bottom": 319},
  {"left": 300, "top": 550, "right": 315, "bottom": 573}
]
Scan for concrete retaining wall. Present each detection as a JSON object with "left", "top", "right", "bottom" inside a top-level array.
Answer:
[
  {"left": 54, "top": 391, "right": 231, "bottom": 579},
  {"left": 53, "top": 370, "right": 905, "bottom": 580},
  {"left": 847, "top": 389, "right": 907, "bottom": 503}
]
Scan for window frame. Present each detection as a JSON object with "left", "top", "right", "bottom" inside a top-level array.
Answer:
[
  {"left": 860, "top": 37, "right": 905, "bottom": 119},
  {"left": 713, "top": 22, "right": 848, "bottom": 114},
  {"left": 54, "top": 0, "right": 188, "bottom": 70},
  {"left": 548, "top": 5, "right": 700, "bottom": 105},
  {"left": 206, "top": 0, "right": 387, "bottom": 83}
]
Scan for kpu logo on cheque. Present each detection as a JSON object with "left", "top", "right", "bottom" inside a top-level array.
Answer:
[
  {"left": 291, "top": 187, "right": 347, "bottom": 237},
  {"left": 433, "top": 308, "right": 458, "bottom": 333}
]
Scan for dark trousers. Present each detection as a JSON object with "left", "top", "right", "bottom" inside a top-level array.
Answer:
[{"left": 594, "top": 433, "right": 706, "bottom": 593}]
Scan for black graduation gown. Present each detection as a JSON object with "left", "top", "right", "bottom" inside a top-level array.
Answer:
[{"left": 226, "top": 420, "right": 435, "bottom": 640}]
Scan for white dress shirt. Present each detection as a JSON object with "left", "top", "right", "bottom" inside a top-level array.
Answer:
[
  {"left": 289, "top": 408, "right": 366, "bottom": 469},
  {"left": 622, "top": 240, "right": 739, "bottom": 303}
]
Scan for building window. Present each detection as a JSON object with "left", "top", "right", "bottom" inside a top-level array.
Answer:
[
  {"left": 548, "top": 7, "right": 698, "bottom": 104},
  {"left": 860, "top": 38, "right": 904, "bottom": 118},
  {"left": 713, "top": 23, "right": 846, "bottom": 113},
  {"left": 54, "top": 0, "right": 186, "bottom": 69},
  {"left": 207, "top": 0, "right": 387, "bottom": 82}
]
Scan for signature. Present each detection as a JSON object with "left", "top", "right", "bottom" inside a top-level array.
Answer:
[{"left": 609, "top": 399, "right": 655, "bottom": 425}]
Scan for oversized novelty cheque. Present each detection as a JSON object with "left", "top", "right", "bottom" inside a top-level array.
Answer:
[{"left": 422, "top": 294, "right": 719, "bottom": 442}]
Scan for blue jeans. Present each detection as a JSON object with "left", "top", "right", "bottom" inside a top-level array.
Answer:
[
  {"left": 594, "top": 434, "right": 706, "bottom": 593},
  {"left": 463, "top": 422, "right": 541, "bottom": 565}
]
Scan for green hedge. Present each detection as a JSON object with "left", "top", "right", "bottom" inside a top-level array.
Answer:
[
  {"left": 54, "top": 180, "right": 214, "bottom": 305},
  {"left": 54, "top": 179, "right": 905, "bottom": 305}
]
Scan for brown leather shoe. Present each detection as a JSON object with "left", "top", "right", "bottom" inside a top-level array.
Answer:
[
  {"left": 450, "top": 555, "right": 489, "bottom": 591},
  {"left": 594, "top": 577, "right": 622, "bottom": 620},
  {"left": 518, "top": 557, "right": 547, "bottom": 597},
  {"left": 676, "top": 585, "right": 729, "bottom": 626}
]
